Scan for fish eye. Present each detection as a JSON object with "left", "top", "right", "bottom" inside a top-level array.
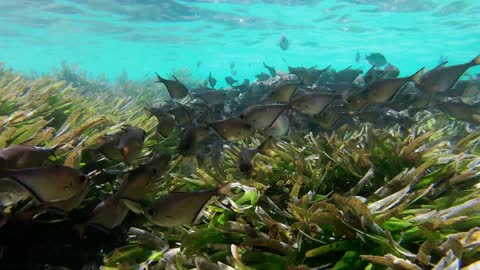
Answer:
[{"left": 146, "top": 208, "right": 157, "bottom": 217}]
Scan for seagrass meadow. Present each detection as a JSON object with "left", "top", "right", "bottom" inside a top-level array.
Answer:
[{"left": 0, "top": 61, "right": 479, "bottom": 270}]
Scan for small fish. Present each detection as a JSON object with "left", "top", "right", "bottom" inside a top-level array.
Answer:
[
  {"left": 210, "top": 141, "right": 224, "bottom": 168},
  {"left": 366, "top": 53, "right": 387, "bottom": 67},
  {"left": 235, "top": 79, "right": 250, "bottom": 92},
  {"left": 0, "top": 165, "right": 88, "bottom": 203},
  {"left": 261, "top": 81, "right": 301, "bottom": 103},
  {"left": 0, "top": 178, "right": 30, "bottom": 206},
  {"left": 168, "top": 104, "right": 193, "bottom": 126},
  {"left": 123, "top": 184, "right": 232, "bottom": 227},
  {"left": 178, "top": 125, "right": 210, "bottom": 157},
  {"left": 225, "top": 76, "right": 237, "bottom": 86},
  {"left": 334, "top": 66, "right": 363, "bottom": 83},
  {"left": 255, "top": 72, "right": 270, "bottom": 81},
  {"left": 279, "top": 34, "right": 290, "bottom": 51},
  {"left": 206, "top": 117, "right": 254, "bottom": 141},
  {"left": 238, "top": 137, "right": 275, "bottom": 175},
  {"left": 155, "top": 72, "right": 189, "bottom": 99},
  {"left": 263, "top": 62, "right": 276, "bottom": 77},
  {"left": 240, "top": 104, "right": 289, "bottom": 130},
  {"left": 291, "top": 92, "right": 339, "bottom": 115},
  {"left": 141, "top": 152, "right": 171, "bottom": 177},
  {"left": 383, "top": 64, "right": 400, "bottom": 79},
  {"left": 363, "top": 66, "right": 385, "bottom": 84},
  {"left": 86, "top": 196, "right": 129, "bottom": 231},
  {"left": 262, "top": 114, "right": 289, "bottom": 138},
  {"left": 94, "top": 126, "right": 146, "bottom": 165},
  {"left": 208, "top": 72, "right": 217, "bottom": 88},
  {"left": 439, "top": 99, "right": 480, "bottom": 124},
  {"left": 418, "top": 55, "right": 480, "bottom": 93},
  {"left": 355, "top": 51, "right": 361, "bottom": 63},
  {"left": 0, "top": 145, "right": 56, "bottom": 169},
  {"left": 155, "top": 113, "right": 176, "bottom": 138},
  {"left": 192, "top": 90, "right": 226, "bottom": 105}
]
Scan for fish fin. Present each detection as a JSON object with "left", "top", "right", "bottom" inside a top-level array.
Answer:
[
  {"left": 341, "top": 65, "right": 352, "bottom": 71},
  {"left": 6, "top": 175, "right": 45, "bottom": 203},
  {"left": 154, "top": 72, "right": 164, "bottom": 83},
  {"left": 120, "top": 199, "right": 144, "bottom": 214},
  {"left": 470, "top": 55, "right": 480, "bottom": 66},
  {"left": 433, "top": 61, "right": 448, "bottom": 70},
  {"left": 172, "top": 75, "right": 181, "bottom": 82},
  {"left": 409, "top": 67, "right": 426, "bottom": 84},
  {"left": 267, "top": 105, "right": 289, "bottom": 128},
  {"left": 217, "top": 183, "right": 233, "bottom": 196},
  {"left": 143, "top": 107, "right": 153, "bottom": 119},
  {"left": 120, "top": 146, "right": 130, "bottom": 166}
]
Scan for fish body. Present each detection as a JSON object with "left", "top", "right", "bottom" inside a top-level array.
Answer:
[
  {"left": 95, "top": 126, "right": 145, "bottom": 165},
  {"left": 0, "top": 145, "right": 56, "bottom": 169},
  {"left": 334, "top": 67, "right": 363, "bottom": 83},
  {"left": 156, "top": 113, "right": 176, "bottom": 138},
  {"left": 291, "top": 92, "right": 338, "bottom": 115},
  {"left": 261, "top": 81, "right": 301, "bottom": 103},
  {"left": 263, "top": 62, "right": 276, "bottom": 77},
  {"left": 208, "top": 72, "right": 217, "bottom": 88},
  {"left": 178, "top": 125, "right": 210, "bottom": 157},
  {"left": 225, "top": 76, "right": 237, "bottom": 86},
  {"left": 0, "top": 165, "right": 88, "bottom": 203},
  {"left": 155, "top": 73, "right": 189, "bottom": 99},
  {"left": 279, "top": 35, "right": 290, "bottom": 50},
  {"left": 207, "top": 117, "right": 254, "bottom": 141},
  {"left": 418, "top": 55, "right": 480, "bottom": 93},
  {"left": 193, "top": 90, "right": 226, "bottom": 105},
  {"left": 366, "top": 53, "right": 387, "bottom": 67},
  {"left": 87, "top": 196, "right": 129, "bottom": 230},
  {"left": 240, "top": 104, "right": 289, "bottom": 130},
  {"left": 255, "top": 72, "right": 270, "bottom": 81},
  {"left": 262, "top": 114, "right": 289, "bottom": 138}
]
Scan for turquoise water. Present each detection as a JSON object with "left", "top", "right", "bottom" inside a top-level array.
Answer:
[{"left": 0, "top": 0, "right": 479, "bottom": 87}]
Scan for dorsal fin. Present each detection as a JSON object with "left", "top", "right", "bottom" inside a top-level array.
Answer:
[{"left": 433, "top": 61, "right": 448, "bottom": 70}]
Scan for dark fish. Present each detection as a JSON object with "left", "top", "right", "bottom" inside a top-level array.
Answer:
[
  {"left": 206, "top": 117, "right": 254, "bottom": 141},
  {"left": 364, "top": 66, "right": 385, "bottom": 84},
  {"left": 439, "top": 99, "right": 480, "bottom": 123},
  {"left": 334, "top": 66, "right": 363, "bottom": 83},
  {"left": 240, "top": 104, "right": 289, "bottom": 130},
  {"left": 178, "top": 125, "right": 210, "bottom": 157},
  {"left": 155, "top": 113, "right": 176, "bottom": 138},
  {"left": 279, "top": 34, "right": 290, "bottom": 51},
  {"left": 383, "top": 64, "right": 400, "bottom": 79},
  {"left": 225, "top": 76, "right": 237, "bottom": 86},
  {"left": 192, "top": 90, "right": 226, "bottom": 105},
  {"left": 263, "top": 62, "right": 276, "bottom": 77},
  {"left": 86, "top": 196, "right": 129, "bottom": 230},
  {"left": 155, "top": 72, "right": 189, "bottom": 99},
  {"left": 94, "top": 126, "right": 146, "bottom": 165},
  {"left": 0, "top": 165, "right": 88, "bottom": 203},
  {"left": 208, "top": 72, "right": 217, "bottom": 88},
  {"left": 366, "top": 53, "right": 387, "bottom": 67},
  {"left": 123, "top": 184, "right": 231, "bottom": 227},
  {"left": 261, "top": 81, "right": 301, "bottom": 103},
  {"left": 0, "top": 145, "right": 56, "bottom": 169},
  {"left": 238, "top": 137, "right": 275, "bottom": 175},
  {"left": 418, "top": 55, "right": 480, "bottom": 93},
  {"left": 235, "top": 79, "right": 250, "bottom": 92},
  {"left": 291, "top": 92, "right": 339, "bottom": 115},
  {"left": 255, "top": 72, "right": 270, "bottom": 81},
  {"left": 168, "top": 105, "right": 193, "bottom": 126},
  {"left": 355, "top": 51, "right": 360, "bottom": 63},
  {"left": 210, "top": 141, "right": 224, "bottom": 168}
]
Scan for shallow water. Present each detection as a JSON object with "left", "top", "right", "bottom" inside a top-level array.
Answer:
[{"left": 0, "top": 0, "right": 479, "bottom": 86}]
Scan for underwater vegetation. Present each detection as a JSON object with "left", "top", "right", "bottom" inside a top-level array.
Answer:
[{"left": 0, "top": 55, "right": 480, "bottom": 270}]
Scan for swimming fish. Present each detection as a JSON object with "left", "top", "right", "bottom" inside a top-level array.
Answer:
[
  {"left": 261, "top": 114, "right": 289, "bottom": 138},
  {"left": 178, "top": 125, "right": 210, "bottom": 157},
  {"left": 334, "top": 66, "right": 363, "bottom": 83},
  {"left": 156, "top": 113, "right": 176, "bottom": 138},
  {"left": 291, "top": 92, "right": 339, "bottom": 115},
  {"left": 123, "top": 184, "right": 232, "bottom": 227},
  {"left": 206, "top": 117, "right": 254, "bottom": 141},
  {"left": 363, "top": 66, "right": 386, "bottom": 84},
  {"left": 225, "top": 76, "right": 237, "bottom": 86},
  {"left": 238, "top": 136, "right": 275, "bottom": 175},
  {"left": 438, "top": 99, "right": 480, "bottom": 124},
  {"left": 261, "top": 81, "right": 301, "bottom": 103},
  {"left": 279, "top": 34, "right": 290, "bottom": 51},
  {"left": 208, "top": 72, "right": 217, "bottom": 88},
  {"left": 0, "top": 165, "right": 88, "bottom": 203},
  {"left": 93, "top": 126, "right": 146, "bottom": 165},
  {"left": 255, "top": 72, "right": 270, "bottom": 81},
  {"left": 86, "top": 195, "right": 129, "bottom": 231},
  {"left": 240, "top": 104, "right": 289, "bottom": 130},
  {"left": 366, "top": 53, "right": 387, "bottom": 67},
  {"left": 418, "top": 55, "right": 480, "bottom": 93},
  {"left": 168, "top": 104, "right": 193, "bottom": 126},
  {"left": 192, "top": 90, "right": 226, "bottom": 105},
  {"left": 155, "top": 72, "right": 189, "bottom": 99},
  {"left": 0, "top": 145, "right": 56, "bottom": 169},
  {"left": 355, "top": 51, "right": 361, "bottom": 63},
  {"left": 263, "top": 62, "right": 276, "bottom": 77},
  {"left": 141, "top": 152, "right": 171, "bottom": 177}
]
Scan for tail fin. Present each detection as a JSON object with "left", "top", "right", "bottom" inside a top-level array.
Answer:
[
  {"left": 409, "top": 67, "right": 425, "bottom": 84},
  {"left": 217, "top": 183, "right": 233, "bottom": 196},
  {"left": 470, "top": 55, "right": 480, "bottom": 66},
  {"left": 154, "top": 72, "right": 164, "bottom": 83}
]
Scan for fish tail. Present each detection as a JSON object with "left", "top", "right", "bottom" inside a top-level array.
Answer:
[
  {"left": 409, "top": 67, "right": 425, "bottom": 84},
  {"left": 470, "top": 55, "right": 480, "bottom": 66},
  {"left": 154, "top": 72, "right": 164, "bottom": 83},
  {"left": 216, "top": 183, "right": 233, "bottom": 196}
]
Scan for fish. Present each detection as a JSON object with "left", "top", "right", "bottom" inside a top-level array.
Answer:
[
  {"left": 263, "top": 62, "right": 276, "bottom": 77},
  {"left": 418, "top": 55, "right": 480, "bottom": 93},
  {"left": 0, "top": 145, "right": 56, "bottom": 169},
  {"left": 279, "top": 34, "right": 290, "bottom": 51},
  {"left": 438, "top": 99, "right": 480, "bottom": 123},
  {"left": 288, "top": 65, "right": 330, "bottom": 85},
  {"left": 155, "top": 113, "right": 176, "bottom": 138},
  {"left": 192, "top": 90, "right": 226, "bottom": 105},
  {"left": 255, "top": 72, "right": 270, "bottom": 81},
  {"left": 93, "top": 126, "right": 146, "bottom": 165},
  {"left": 240, "top": 104, "right": 289, "bottom": 130},
  {"left": 261, "top": 81, "right": 301, "bottom": 103},
  {"left": 355, "top": 51, "right": 361, "bottom": 63},
  {"left": 208, "top": 72, "right": 217, "bottom": 88},
  {"left": 168, "top": 104, "right": 193, "bottom": 126},
  {"left": 235, "top": 79, "right": 250, "bottom": 92},
  {"left": 206, "top": 117, "right": 254, "bottom": 141},
  {"left": 290, "top": 92, "right": 339, "bottom": 115},
  {"left": 86, "top": 195, "right": 129, "bottom": 231},
  {"left": 225, "top": 76, "right": 237, "bottom": 86},
  {"left": 123, "top": 184, "right": 232, "bottom": 227},
  {"left": 363, "top": 66, "right": 386, "bottom": 84},
  {"left": 366, "top": 53, "right": 387, "bottom": 67},
  {"left": 334, "top": 66, "right": 363, "bottom": 83},
  {"left": 178, "top": 125, "right": 210, "bottom": 157},
  {"left": 238, "top": 136, "right": 275, "bottom": 175},
  {"left": 0, "top": 178, "right": 30, "bottom": 206},
  {"left": 210, "top": 141, "right": 224, "bottom": 168},
  {"left": 0, "top": 165, "right": 88, "bottom": 203},
  {"left": 383, "top": 64, "right": 400, "bottom": 79},
  {"left": 155, "top": 72, "right": 189, "bottom": 99}
]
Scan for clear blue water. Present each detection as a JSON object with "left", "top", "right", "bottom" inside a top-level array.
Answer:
[{"left": 0, "top": 0, "right": 479, "bottom": 87}]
